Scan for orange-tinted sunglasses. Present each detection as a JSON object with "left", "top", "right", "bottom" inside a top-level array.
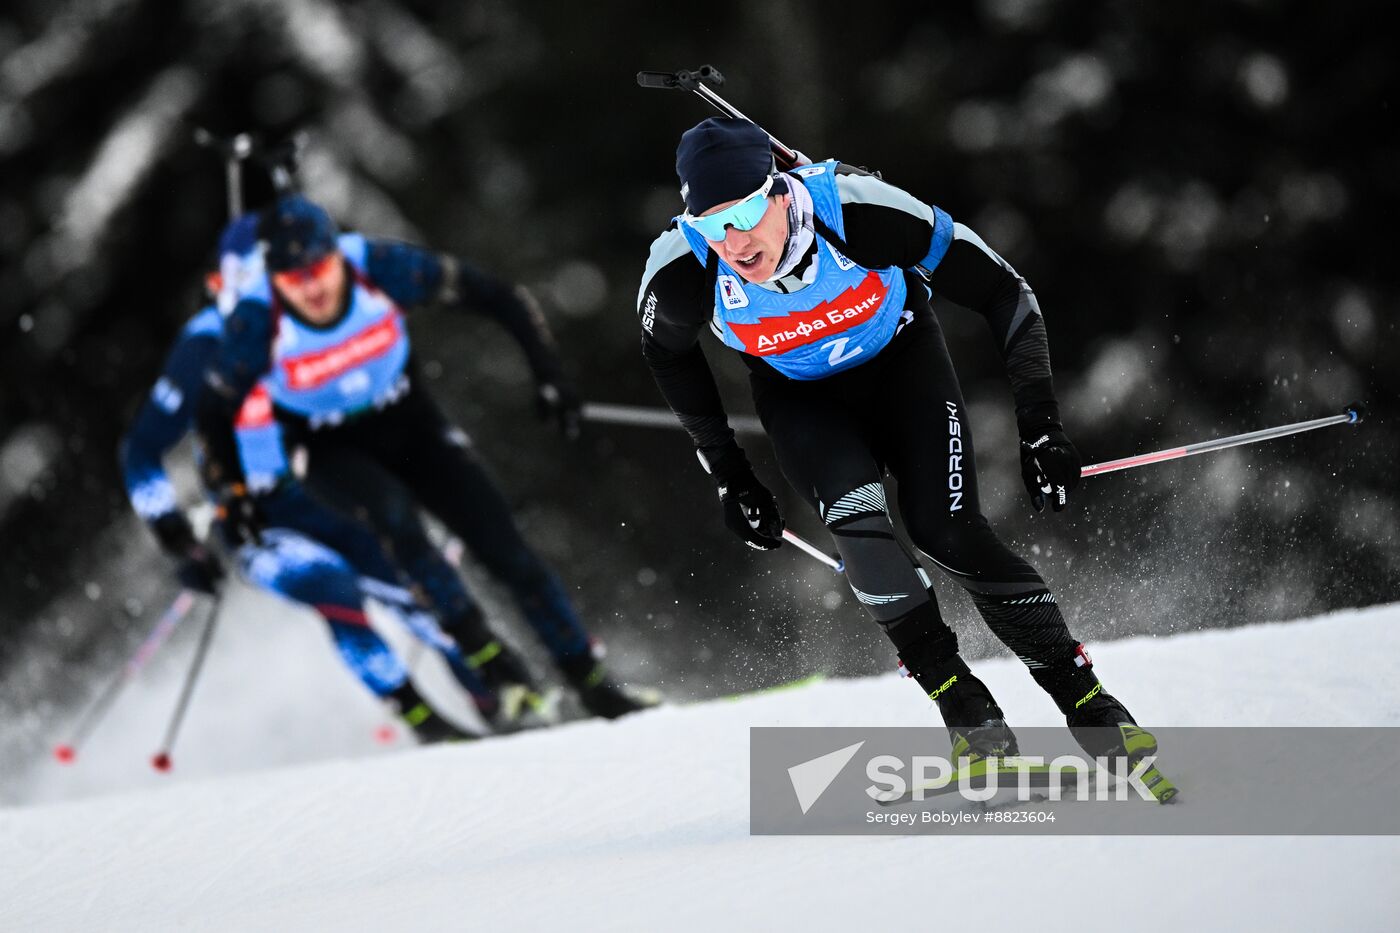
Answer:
[{"left": 272, "top": 252, "right": 339, "bottom": 288}]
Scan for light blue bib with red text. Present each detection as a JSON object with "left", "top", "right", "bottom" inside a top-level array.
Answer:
[
  {"left": 246, "top": 233, "right": 412, "bottom": 423},
  {"left": 679, "top": 161, "right": 908, "bottom": 380}
]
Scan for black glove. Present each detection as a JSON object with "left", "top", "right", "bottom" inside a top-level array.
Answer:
[
  {"left": 1019, "top": 426, "right": 1083, "bottom": 512},
  {"left": 214, "top": 484, "right": 266, "bottom": 548},
  {"left": 151, "top": 511, "right": 225, "bottom": 595},
  {"left": 720, "top": 474, "right": 785, "bottom": 550},
  {"left": 535, "top": 379, "right": 582, "bottom": 441},
  {"left": 701, "top": 444, "right": 784, "bottom": 550}
]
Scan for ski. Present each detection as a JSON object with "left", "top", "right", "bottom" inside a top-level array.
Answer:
[
  {"left": 1075, "top": 759, "right": 1180, "bottom": 805},
  {"left": 876, "top": 756, "right": 1068, "bottom": 808},
  {"left": 877, "top": 754, "right": 1180, "bottom": 808}
]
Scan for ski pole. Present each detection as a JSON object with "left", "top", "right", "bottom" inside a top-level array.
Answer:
[
  {"left": 782, "top": 529, "right": 844, "bottom": 573},
  {"left": 581, "top": 402, "right": 766, "bottom": 437},
  {"left": 150, "top": 594, "right": 222, "bottom": 773},
  {"left": 777, "top": 405, "right": 1363, "bottom": 571},
  {"left": 579, "top": 402, "right": 840, "bottom": 568},
  {"left": 637, "top": 65, "right": 802, "bottom": 170},
  {"left": 52, "top": 590, "right": 200, "bottom": 764},
  {"left": 1082, "top": 404, "right": 1365, "bottom": 479}
]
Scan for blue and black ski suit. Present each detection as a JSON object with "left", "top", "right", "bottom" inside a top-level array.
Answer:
[
  {"left": 194, "top": 233, "right": 592, "bottom": 669},
  {"left": 638, "top": 161, "right": 1130, "bottom": 729},
  {"left": 121, "top": 305, "right": 494, "bottom": 702}
]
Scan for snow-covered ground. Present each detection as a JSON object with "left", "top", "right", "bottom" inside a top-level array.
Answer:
[{"left": 3, "top": 602, "right": 1399, "bottom": 932}]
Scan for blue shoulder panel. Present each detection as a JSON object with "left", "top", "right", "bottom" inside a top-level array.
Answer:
[
  {"left": 338, "top": 232, "right": 369, "bottom": 271},
  {"left": 182, "top": 305, "right": 224, "bottom": 339},
  {"left": 920, "top": 206, "right": 955, "bottom": 272}
]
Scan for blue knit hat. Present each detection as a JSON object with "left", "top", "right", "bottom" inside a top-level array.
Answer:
[
  {"left": 675, "top": 118, "right": 778, "bottom": 214},
  {"left": 260, "top": 195, "right": 339, "bottom": 272}
]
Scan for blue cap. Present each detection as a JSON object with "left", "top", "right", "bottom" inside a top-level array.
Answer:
[
  {"left": 676, "top": 118, "right": 776, "bottom": 215},
  {"left": 260, "top": 195, "right": 339, "bottom": 272}
]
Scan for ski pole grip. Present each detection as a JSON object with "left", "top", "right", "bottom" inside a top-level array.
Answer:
[{"left": 1344, "top": 401, "right": 1366, "bottom": 424}]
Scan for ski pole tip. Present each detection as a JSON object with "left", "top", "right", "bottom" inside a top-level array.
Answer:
[
  {"left": 53, "top": 744, "right": 76, "bottom": 765},
  {"left": 151, "top": 752, "right": 173, "bottom": 773},
  {"left": 1344, "top": 401, "right": 1366, "bottom": 424}
]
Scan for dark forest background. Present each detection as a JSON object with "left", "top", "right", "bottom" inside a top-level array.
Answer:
[{"left": 1, "top": 0, "right": 1396, "bottom": 750}]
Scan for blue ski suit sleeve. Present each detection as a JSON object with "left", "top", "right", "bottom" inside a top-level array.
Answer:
[
  {"left": 195, "top": 295, "right": 277, "bottom": 487},
  {"left": 363, "top": 238, "right": 563, "bottom": 382},
  {"left": 120, "top": 311, "right": 222, "bottom": 521}
]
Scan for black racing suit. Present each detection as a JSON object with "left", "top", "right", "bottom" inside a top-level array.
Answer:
[{"left": 638, "top": 164, "right": 1128, "bottom": 730}]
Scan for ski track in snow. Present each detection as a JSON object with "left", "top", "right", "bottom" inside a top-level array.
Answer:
[{"left": 3, "top": 603, "right": 1400, "bottom": 932}]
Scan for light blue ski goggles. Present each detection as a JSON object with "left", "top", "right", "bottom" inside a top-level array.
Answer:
[{"left": 681, "top": 175, "right": 776, "bottom": 242}]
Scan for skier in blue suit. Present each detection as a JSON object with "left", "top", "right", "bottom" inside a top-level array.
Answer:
[
  {"left": 122, "top": 217, "right": 493, "bottom": 742},
  {"left": 195, "top": 197, "right": 654, "bottom": 720}
]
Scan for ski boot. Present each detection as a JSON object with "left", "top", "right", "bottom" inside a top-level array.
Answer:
[
  {"left": 948, "top": 719, "right": 1019, "bottom": 762},
  {"left": 1026, "top": 643, "right": 1178, "bottom": 803},
  {"left": 466, "top": 640, "right": 559, "bottom": 732},
  {"left": 388, "top": 682, "right": 480, "bottom": 744},
  {"left": 1064, "top": 684, "right": 1178, "bottom": 804},
  {"left": 915, "top": 656, "right": 1022, "bottom": 762},
  {"left": 915, "top": 656, "right": 1042, "bottom": 799},
  {"left": 559, "top": 652, "right": 661, "bottom": 720}
]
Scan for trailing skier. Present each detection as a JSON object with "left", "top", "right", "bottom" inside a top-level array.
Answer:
[
  {"left": 195, "top": 196, "right": 656, "bottom": 721},
  {"left": 120, "top": 216, "right": 516, "bottom": 742}
]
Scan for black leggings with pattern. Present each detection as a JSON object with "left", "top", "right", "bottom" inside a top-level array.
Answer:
[
  {"left": 288, "top": 388, "right": 591, "bottom": 663},
  {"left": 752, "top": 313, "right": 1097, "bottom": 712}
]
